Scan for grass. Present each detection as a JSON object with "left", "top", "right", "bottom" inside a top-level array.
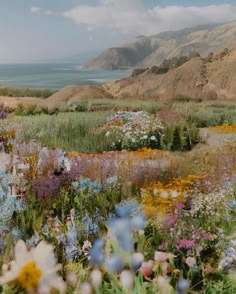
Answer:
[
  {"left": 8, "top": 111, "right": 115, "bottom": 153},
  {"left": 0, "top": 86, "right": 55, "bottom": 98},
  {"left": 70, "top": 97, "right": 164, "bottom": 114},
  {"left": 173, "top": 99, "right": 236, "bottom": 127}
]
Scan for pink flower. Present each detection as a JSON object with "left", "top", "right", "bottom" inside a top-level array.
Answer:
[
  {"left": 161, "top": 262, "right": 170, "bottom": 275},
  {"left": 158, "top": 241, "right": 169, "bottom": 250},
  {"left": 140, "top": 261, "right": 154, "bottom": 278},
  {"left": 201, "top": 232, "right": 213, "bottom": 241},
  {"left": 166, "top": 214, "right": 178, "bottom": 225},
  {"left": 177, "top": 239, "right": 195, "bottom": 250},
  {"left": 175, "top": 203, "right": 185, "bottom": 209},
  {"left": 154, "top": 251, "right": 168, "bottom": 263}
]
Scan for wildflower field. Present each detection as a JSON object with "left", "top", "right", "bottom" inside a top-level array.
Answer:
[{"left": 0, "top": 100, "right": 236, "bottom": 293}]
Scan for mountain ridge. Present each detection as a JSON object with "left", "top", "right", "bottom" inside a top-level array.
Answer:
[{"left": 83, "top": 21, "right": 236, "bottom": 70}]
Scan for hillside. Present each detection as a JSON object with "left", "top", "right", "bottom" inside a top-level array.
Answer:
[
  {"left": 104, "top": 47, "right": 236, "bottom": 100},
  {"left": 1, "top": 46, "right": 236, "bottom": 111},
  {"left": 83, "top": 22, "right": 236, "bottom": 70}
]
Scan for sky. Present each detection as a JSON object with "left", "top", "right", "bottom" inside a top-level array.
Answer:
[{"left": 0, "top": 0, "right": 236, "bottom": 63}]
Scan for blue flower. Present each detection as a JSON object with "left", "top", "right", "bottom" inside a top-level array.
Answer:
[
  {"left": 105, "top": 254, "right": 124, "bottom": 273},
  {"left": 176, "top": 279, "right": 190, "bottom": 294},
  {"left": 108, "top": 218, "right": 133, "bottom": 252},
  {"left": 89, "top": 238, "right": 105, "bottom": 266}
]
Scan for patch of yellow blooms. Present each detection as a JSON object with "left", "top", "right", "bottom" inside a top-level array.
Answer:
[
  {"left": 209, "top": 123, "right": 236, "bottom": 133},
  {"left": 141, "top": 175, "right": 201, "bottom": 218}
]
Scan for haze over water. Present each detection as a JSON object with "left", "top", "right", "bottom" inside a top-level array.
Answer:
[{"left": 0, "top": 64, "right": 131, "bottom": 90}]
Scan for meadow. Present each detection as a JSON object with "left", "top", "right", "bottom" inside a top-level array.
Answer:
[{"left": 0, "top": 97, "right": 236, "bottom": 293}]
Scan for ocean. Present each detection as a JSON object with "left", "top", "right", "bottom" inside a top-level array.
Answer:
[{"left": 0, "top": 64, "right": 131, "bottom": 90}]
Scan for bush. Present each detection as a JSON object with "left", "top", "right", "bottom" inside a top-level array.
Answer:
[
  {"left": 0, "top": 87, "right": 55, "bottom": 98},
  {"left": 72, "top": 100, "right": 88, "bottom": 112},
  {"left": 14, "top": 103, "right": 25, "bottom": 116}
]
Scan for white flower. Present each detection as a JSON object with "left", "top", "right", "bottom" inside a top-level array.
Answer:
[
  {"left": 90, "top": 269, "right": 102, "bottom": 287},
  {"left": 64, "top": 158, "right": 71, "bottom": 172},
  {"left": 80, "top": 282, "right": 93, "bottom": 294},
  {"left": 150, "top": 136, "right": 156, "bottom": 141},
  {"left": 105, "top": 131, "right": 111, "bottom": 137},
  {"left": 171, "top": 190, "right": 179, "bottom": 198},
  {"left": 185, "top": 256, "right": 196, "bottom": 268},
  {"left": 120, "top": 270, "right": 134, "bottom": 292},
  {"left": 160, "top": 191, "right": 169, "bottom": 199},
  {"left": 0, "top": 240, "right": 66, "bottom": 294}
]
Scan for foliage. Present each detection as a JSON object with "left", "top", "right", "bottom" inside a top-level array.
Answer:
[{"left": 0, "top": 87, "right": 55, "bottom": 98}]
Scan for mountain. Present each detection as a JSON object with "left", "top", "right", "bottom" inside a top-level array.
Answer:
[
  {"left": 83, "top": 22, "right": 236, "bottom": 70},
  {"left": 103, "top": 47, "right": 236, "bottom": 100}
]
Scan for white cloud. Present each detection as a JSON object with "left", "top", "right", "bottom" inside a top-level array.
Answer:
[
  {"left": 30, "top": 7, "right": 55, "bottom": 16},
  {"left": 62, "top": 1, "right": 236, "bottom": 35},
  {"left": 30, "top": 6, "right": 43, "bottom": 14}
]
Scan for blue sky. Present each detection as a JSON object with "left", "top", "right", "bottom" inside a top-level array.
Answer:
[{"left": 0, "top": 0, "right": 236, "bottom": 63}]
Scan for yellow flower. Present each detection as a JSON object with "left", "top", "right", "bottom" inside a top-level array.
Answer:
[{"left": 0, "top": 240, "right": 66, "bottom": 294}]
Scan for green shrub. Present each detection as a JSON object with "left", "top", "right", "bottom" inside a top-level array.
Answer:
[{"left": 0, "top": 87, "right": 55, "bottom": 98}]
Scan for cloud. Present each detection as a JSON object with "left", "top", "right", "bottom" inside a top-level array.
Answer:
[
  {"left": 30, "top": 6, "right": 43, "bottom": 14},
  {"left": 62, "top": 0, "right": 236, "bottom": 35},
  {"left": 30, "top": 6, "right": 54, "bottom": 16}
]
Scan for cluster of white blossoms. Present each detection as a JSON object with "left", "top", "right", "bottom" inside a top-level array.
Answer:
[{"left": 105, "top": 111, "right": 164, "bottom": 150}]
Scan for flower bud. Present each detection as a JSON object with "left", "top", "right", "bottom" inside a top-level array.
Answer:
[
  {"left": 91, "top": 269, "right": 102, "bottom": 287},
  {"left": 80, "top": 282, "right": 93, "bottom": 294},
  {"left": 140, "top": 260, "right": 154, "bottom": 278},
  {"left": 130, "top": 253, "right": 144, "bottom": 272},
  {"left": 120, "top": 270, "right": 134, "bottom": 292}
]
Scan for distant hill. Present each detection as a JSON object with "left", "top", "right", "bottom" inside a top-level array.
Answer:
[
  {"left": 2, "top": 45, "right": 236, "bottom": 110},
  {"left": 104, "top": 47, "right": 236, "bottom": 100},
  {"left": 83, "top": 22, "right": 236, "bottom": 70}
]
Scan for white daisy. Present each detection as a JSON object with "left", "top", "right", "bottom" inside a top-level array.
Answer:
[{"left": 0, "top": 240, "right": 66, "bottom": 294}]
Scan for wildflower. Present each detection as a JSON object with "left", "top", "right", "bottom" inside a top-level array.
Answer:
[
  {"left": 157, "top": 276, "right": 171, "bottom": 293},
  {"left": 82, "top": 240, "right": 92, "bottom": 253},
  {"left": 130, "top": 253, "right": 144, "bottom": 272},
  {"left": 89, "top": 238, "right": 104, "bottom": 266},
  {"left": 108, "top": 218, "right": 133, "bottom": 252},
  {"left": 166, "top": 214, "right": 178, "bottom": 225},
  {"left": 130, "top": 214, "right": 146, "bottom": 230},
  {"left": 80, "top": 282, "right": 93, "bottom": 294},
  {"left": 177, "top": 239, "right": 195, "bottom": 250},
  {"left": 140, "top": 260, "right": 154, "bottom": 278},
  {"left": 171, "top": 190, "right": 179, "bottom": 198},
  {"left": 154, "top": 251, "right": 168, "bottom": 263},
  {"left": 175, "top": 203, "right": 185, "bottom": 209},
  {"left": 67, "top": 272, "right": 78, "bottom": 286},
  {"left": 90, "top": 269, "right": 102, "bottom": 287},
  {"left": 0, "top": 240, "right": 65, "bottom": 293},
  {"left": 120, "top": 270, "right": 134, "bottom": 292},
  {"left": 158, "top": 241, "right": 169, "bottom": 250},
  {"left": 105, "top": 254, "right": 124, "bottom": 274},
  {"left": 160, "top": 191, "right": 169, "bottom": 199},
  {"left": 150, "top": 136, "right": 156, "bottom": 141},
  {"left": 176, "top": 279, "right": 190, "bottom": 294},
  {"left": 185, "top": 256, "right": 196, "bottom": 268}
]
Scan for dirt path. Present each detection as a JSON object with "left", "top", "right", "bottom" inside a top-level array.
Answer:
[{"left": 200, "top": 128, "right": 236, "bottom": 146}]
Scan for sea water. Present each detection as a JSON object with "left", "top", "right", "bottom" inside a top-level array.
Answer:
[{"left": 0, "top": 64, "right": 131, "bottom": 90}]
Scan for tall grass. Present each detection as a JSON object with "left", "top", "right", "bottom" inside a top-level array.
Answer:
[
  {"left": 0, "top": 87, "right": 55, "bottom": 98},
  {"left": 11, "top": 112, "right": 114, "bottom": 153},
  {"left": 173, "top": 99, "right": 236, "bottom": 127},
  {"left": 71, "top": 97, "right": 164, "bottom": 113}
]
